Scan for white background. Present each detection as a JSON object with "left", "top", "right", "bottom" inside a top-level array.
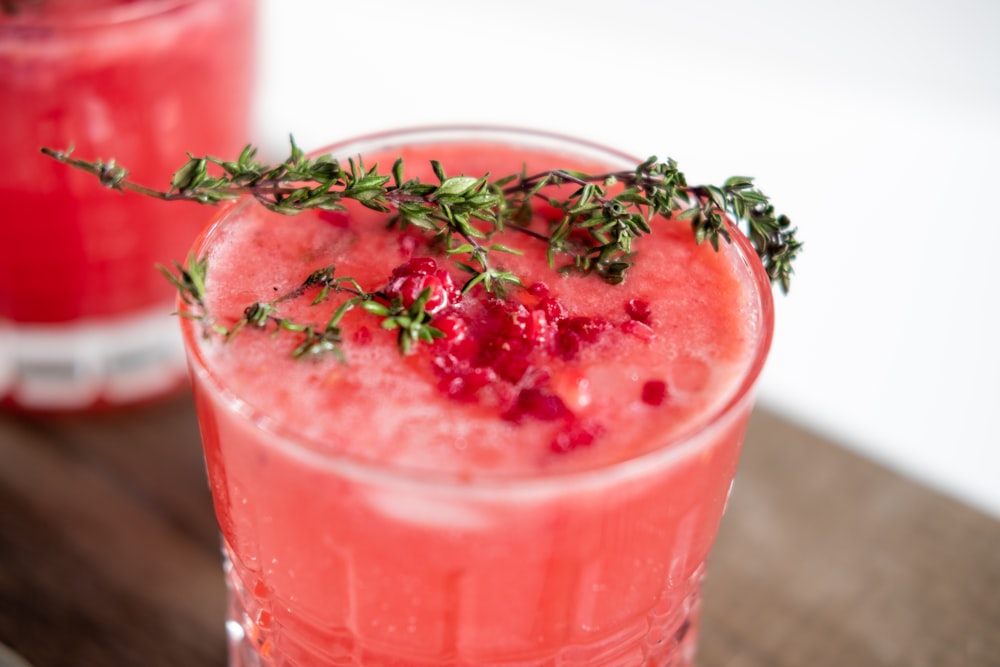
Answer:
[{"left": 253, "top": 0, "right": 1000, "bottom": 519}]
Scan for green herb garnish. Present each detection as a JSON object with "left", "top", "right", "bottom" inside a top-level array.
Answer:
[{"left": 42, "top": 138, "right": 800, "bottom": 360}]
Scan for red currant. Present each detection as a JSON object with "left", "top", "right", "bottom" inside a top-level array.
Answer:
[{"left": 641, "top": 380, "right": 668, "bottom": 406}]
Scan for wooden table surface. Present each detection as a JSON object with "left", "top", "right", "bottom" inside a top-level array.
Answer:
[{"left": 1, "top": 394, "right": 998, "bottom": 667}]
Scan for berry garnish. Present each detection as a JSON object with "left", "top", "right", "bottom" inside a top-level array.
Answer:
[
  {"left": 641, "top": 380, "right": 668, "bottom": 406},
  {"left": 384, "top": 257, "right": 459, "bottom": 314},
  {"left": 503, "top": 387, "right": 572, "bottom": 423},
  {"left": 555, "top": 316, "right": 611, "bottom": 360},
  {"left": 550, "top": 418, "right": 604, "bottom": 453}
]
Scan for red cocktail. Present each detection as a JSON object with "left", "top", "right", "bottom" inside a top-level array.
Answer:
[
  {"left": 181, "top": 127, "right": 775, "bottom": 666},
  {"left": 0, "top": 0, "right": 255, "bottom": 409}
]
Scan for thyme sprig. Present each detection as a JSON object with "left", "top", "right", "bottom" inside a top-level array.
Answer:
[
  {"left": 44, "top": 139, "right": 799, "bottom": 361},
  {"left": 161, "top": 255, "right": 447, "bottom": 359},
  {"left": 41, "top": 140, "right": 799, "bottom": 293}
]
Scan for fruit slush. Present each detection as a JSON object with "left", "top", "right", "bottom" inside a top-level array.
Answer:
[
  {"left": 181, "top": 128, "right": 774, "bottom": 666},
  {"left": 0, "top": 0, "right": 255, "bottom": 409}
]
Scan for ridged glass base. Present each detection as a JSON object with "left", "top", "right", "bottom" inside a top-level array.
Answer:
[
  {"left": 223, "top": 545, "right": 703, "bottom": 667},
  {"left": 0, "top": 305, "right": 186, "bottom": 410}
]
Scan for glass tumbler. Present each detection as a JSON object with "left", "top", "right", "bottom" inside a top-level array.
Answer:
[
  {"left": 180, "top": 127, "right": 775, "bottom": 666},
  {"left": 0, "top": 0, "right": 256, "bottom": 410}
]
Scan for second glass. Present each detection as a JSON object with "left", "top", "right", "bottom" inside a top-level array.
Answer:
[{"left": 0, "top": 0, "right": 256, "bottom": 410}]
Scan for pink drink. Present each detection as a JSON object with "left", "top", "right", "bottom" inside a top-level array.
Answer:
[
  {"left": 181, "top": 128, "right": 774, "bottom": 666},
  {"left": 0, "top": 0, "right": 255, "bottom": 410}
]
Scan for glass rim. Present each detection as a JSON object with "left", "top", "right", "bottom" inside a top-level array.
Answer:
[{"left": 180, "top": 124, "right": 776, "bottom": 497}]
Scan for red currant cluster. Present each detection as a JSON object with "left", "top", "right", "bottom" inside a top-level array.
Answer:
[{"left": 380, "top": 257, "right": 667, "bottom": 453}]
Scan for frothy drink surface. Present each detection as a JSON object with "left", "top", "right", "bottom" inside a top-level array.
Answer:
[{"left": 194, "top": 141, "right": 759, "bottom": 478}]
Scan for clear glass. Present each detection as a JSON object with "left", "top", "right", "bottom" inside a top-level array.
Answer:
[
  {"left": 181, "top": 127, "right": 775, "bottom": 666},
  {"left": 0, "top": 0, "right": 257, "bottom": 411}
]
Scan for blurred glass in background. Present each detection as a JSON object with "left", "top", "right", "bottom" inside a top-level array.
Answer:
[{"left": 0, "top": 0, "right": 256, "bottom": 411}]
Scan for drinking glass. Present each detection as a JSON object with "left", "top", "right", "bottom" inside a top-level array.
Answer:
[
  {"left": 181, "top": 127, "right": 775, "bottom": 666},
  {"left": 0, "top": 0, "right": 256, "bottom": 410}
]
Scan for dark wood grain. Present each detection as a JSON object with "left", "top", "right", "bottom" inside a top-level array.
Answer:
[
  {"left": 0, "top": 396, "right": 225, "bottom": 667},
  {"left": 1, "top": 395, "right": 998, "bottom": 666}
]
